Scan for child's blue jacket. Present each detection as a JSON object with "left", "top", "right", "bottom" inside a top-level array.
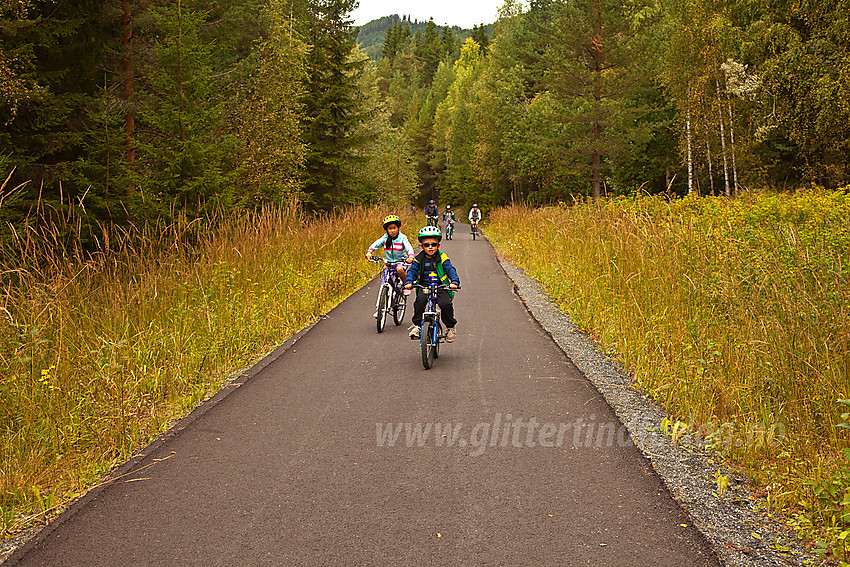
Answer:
[{"left": 406, "top": 250, "right": 460, "bottom": 286}]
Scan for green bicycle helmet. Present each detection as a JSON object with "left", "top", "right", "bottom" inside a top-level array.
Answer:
[
  {"left": 417, "top": 225, "right": 442, "bottom": 242},
  {"left": 382, "top": 214, "right": 401, "bottom": 229}
]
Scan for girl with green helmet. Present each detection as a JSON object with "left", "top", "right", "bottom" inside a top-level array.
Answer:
[{"left": 404, "top": 225, "right": 460, "bottom": 342}]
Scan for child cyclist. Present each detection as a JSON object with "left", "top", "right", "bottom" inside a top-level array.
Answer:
[
  {"left": 366, "top": 215, "right": 415, "bottom": 316},
  {"left": 405, "top": 226, "right": 460, "bottom": 342},
  {"left": 442, "top": 205, "right": 456, "bottom": 225}
]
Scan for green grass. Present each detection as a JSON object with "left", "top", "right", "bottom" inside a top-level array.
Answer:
[
  {"left": 487, "top": 190, "right": 850, "bottom": 555},
  {"left": 0, "top": 202, "right": 412, "bottom": 536}
]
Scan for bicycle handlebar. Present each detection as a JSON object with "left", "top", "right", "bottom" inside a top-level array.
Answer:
[
  {"left": 413, "top": 283, "right": 460, "bottom": 291},
  {"left": 368, "top": 257, "right": 406, "bottom": 265}
]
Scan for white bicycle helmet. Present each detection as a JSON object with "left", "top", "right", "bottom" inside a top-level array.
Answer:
[{"left": 417, "top": 225, "right": 442, "bottom": 242}]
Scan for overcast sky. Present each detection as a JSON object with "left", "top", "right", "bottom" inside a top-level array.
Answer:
[{"left": 351, "top": 0, "right": 509, "bottom": 29}]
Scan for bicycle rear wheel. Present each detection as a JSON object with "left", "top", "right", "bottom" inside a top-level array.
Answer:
[
  {"left": 376, "top": 286, "right": 389, "bottom": 333},
  {"left": 393, "top": 289, "right": 406, "bottom": 325},
  {"left": 421, "top": 321, "right": 435, "bottom": 369}
]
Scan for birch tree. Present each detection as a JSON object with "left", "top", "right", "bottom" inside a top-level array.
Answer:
[{"left": 545, "top": 0, "right": 660, "bottom": 199}]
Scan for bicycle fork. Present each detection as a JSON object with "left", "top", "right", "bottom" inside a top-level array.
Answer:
[
  {"left": 420, "top": 310, "right": 439, "bottom": 343},
  {"left": 376, "top": 282, "right": 390, "bottom": 309}
]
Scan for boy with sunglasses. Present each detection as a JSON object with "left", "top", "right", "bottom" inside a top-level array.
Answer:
[{"left": 404, "top": 226, "right": 460, "bottom": 341}]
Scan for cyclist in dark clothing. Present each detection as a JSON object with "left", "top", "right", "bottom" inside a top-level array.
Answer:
[
  {"left": 405, "top": 225, "right": 460, "bottom": 342},
  {"left": 425, "top": 200, "right": 439, "bottom": 226}
]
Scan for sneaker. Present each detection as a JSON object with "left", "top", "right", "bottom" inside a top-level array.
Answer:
[
  {"left": 408, "top": 325, "right": 420, "bottom": 340},
  {"left": 445, "top": 327, "right": 457, "bottom": 342},
  {"left": 403, "top": 289, "right": 411, "bottom": 296},
  {"left": 373, "top": 310, "right": 379, "bottom": 319}
]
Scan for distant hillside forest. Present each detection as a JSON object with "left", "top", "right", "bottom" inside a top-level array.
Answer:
[{"left": 356, "top": 15, "right": 492, "bottom": 61}]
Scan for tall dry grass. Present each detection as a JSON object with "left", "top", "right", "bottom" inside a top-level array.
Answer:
[
  {"left": 0, "top": 201, "right": 408, "bottom": 535},
  {"left": 488, "top": 191, "right": 850, "bottom": 518}
]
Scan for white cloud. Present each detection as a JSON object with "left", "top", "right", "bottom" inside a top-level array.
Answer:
[{"left": 352, "top": 0, "right": 504, "bottom": 29}]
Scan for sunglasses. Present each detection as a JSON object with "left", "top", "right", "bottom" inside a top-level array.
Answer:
[{"left": 421, "top": 243, "right": 439, "bottom": 248}]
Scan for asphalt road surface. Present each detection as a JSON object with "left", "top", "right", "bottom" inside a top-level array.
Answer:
[{"left": 7, "top": 222, "right": 720, "bottom": 566}]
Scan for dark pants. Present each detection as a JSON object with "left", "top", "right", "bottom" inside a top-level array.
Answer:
[{"left": 412, "top": 289, "right": 456, "bottom": 328}]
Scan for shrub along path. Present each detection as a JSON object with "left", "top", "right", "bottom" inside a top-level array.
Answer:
[{"left": 6, "top": 224, "right": 719, "bottom": 566}]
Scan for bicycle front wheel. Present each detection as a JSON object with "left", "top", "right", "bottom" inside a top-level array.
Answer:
[
  {"left": 393, "top": 290, "right": 406, "bottom": 325},
  {"left": 376, "top": 286, "right": 389, "bottom": 333},
  {"left": 421, "top": 321, "right": 435, "bottom": 369}
]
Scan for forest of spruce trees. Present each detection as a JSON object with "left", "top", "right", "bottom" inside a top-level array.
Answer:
[{"left": 1, "top": 0, "right": 849, "bottom": 236}]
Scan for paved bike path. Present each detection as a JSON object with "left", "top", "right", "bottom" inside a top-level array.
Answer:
[{"left": 7, "top": 223, "right": 719, "bottom": 566}]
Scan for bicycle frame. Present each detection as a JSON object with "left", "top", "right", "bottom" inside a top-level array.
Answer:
[
  {"left": 369, "top": 256, "right": 410, "bottom": 332},
  {"left": 414, "top": 281, "right": 457, "bottom": 369},
  {"left": 421, "top": 285, "right": 442, "bottom": 341},
  {"left": 416, "top": 282, "right": 453, "bottom": 342},
  {"left": 374, "top": 259, "right": 405, "bottom": 306}
]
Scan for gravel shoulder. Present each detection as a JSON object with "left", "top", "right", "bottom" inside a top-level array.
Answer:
[{"left": 494, "top": 249, "right": 822, "bottom": 567}]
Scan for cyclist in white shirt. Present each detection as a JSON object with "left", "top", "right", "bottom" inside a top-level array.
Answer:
[{"left": 468, "top": 204, "right": 482, "bottom": 225}]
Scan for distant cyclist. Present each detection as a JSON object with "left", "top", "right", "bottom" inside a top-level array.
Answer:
[
  {"left": 442, "top": 205, "right": 457, "bottom": 239},
  {"left": 442, "top": 205, "right": 456, "bottom": 225},
  {"left": 468, "top": 203, "right": 482, "bottom": 228},
  {"left": 425, "top": 200, "right": 439, "bottom": 227}
]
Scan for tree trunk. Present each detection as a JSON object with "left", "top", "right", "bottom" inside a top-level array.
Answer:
[
  {"left": 714, "top": 68, "right": 731, "bottom": 198},
  {"left": 719, "top": 56, "right": 740, "bottom": 195},
  {"left": 103, "top": 76, "right": 111, "bottom": 197},
  {"left": 701, "top": 96, "right": 715, "bottom": 196},
  {"left": 725, "top": 93, "right": 739, "bottom": 195},
  {"left": 591, "top": 0, "right": 602, "bottom": 201},
  {"left": 686, "top": 87, "right": 694, "bottom": 195},
  {"left": 121, "top": 1, "right": 135, "bottom": 164},
  {"left": 178, "top": 0, "right": 185, "bottom": 141}
]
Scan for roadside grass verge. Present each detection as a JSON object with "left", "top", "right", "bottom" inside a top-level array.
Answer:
[
  {"left": 487, "top": 191, "right": 850, "bottom": 553},
  {"left": 0, "top": 202, "right": 410, "bottom": 537}
]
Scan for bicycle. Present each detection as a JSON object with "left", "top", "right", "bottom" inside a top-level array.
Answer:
[
  {"left": 413, "top": 281, "right": 459, "bottom": 369},
  {"left": 426, "top": 215, "right": 439, "bottom": 228},
  {"left": 445, "top": 219, "right": 454, "bottom": 240},
  {"left": 369, "top": 257, "right": 408, "bottom": 333},
  {"left": 470, "top": 220, "right": 479, "bottom": 240}
]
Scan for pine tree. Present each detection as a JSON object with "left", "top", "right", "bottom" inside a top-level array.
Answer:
[
  {"left": 432, "top": 39, "right": 485, "bottom": 206},
  {"left": 133, "top": 0, "right": 239, "bottom": 216},
  {"left": 350, "top": 64, "right": 419, "bottom": 206},
  {"left": 0, "top": 0, "right": 118, "bottom": 224},
  {"left": 545, "top": 0, "right": 661, "bottom": 198},
  {"left": 0, "top": 0, "right": 39, "bottom": 125},
  {"left": 471, "top": 24, "right": 490, "bottom": 54},
  {"left": 440, "top": 25, "right": 457, "bottom": 62},
  {"left": 230, "top": 0, "right": 307, "bottom": 205},
  {"left": 415, "top": 19, "right": 442, "bottom": 85},
  {"left": 301, "top": 0, "right": 368, "bottom": 209}
]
